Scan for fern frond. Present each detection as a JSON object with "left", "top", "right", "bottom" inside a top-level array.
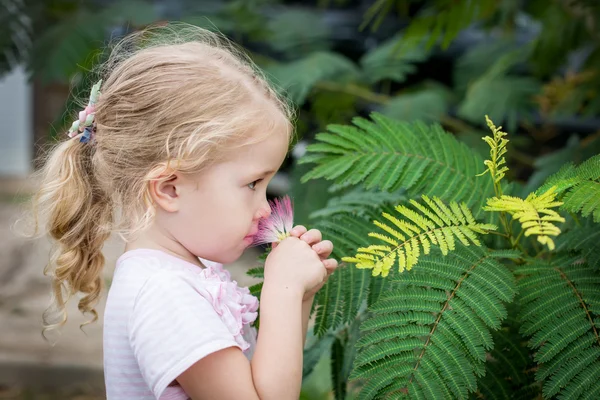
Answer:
[
  {"left": 266, "top": 9, "right": 330, "bottom": 57},
  {"left": 361, "top": 0, "right": 498, "bottom": 49},
  {"left": 381, "top": 86, "right": 450, "bottom": 123},
  {"left": 477, "top": 115, "right": 509, "bottom": 184},
  {"left": 557, "top": 227, "right": 600, "bottom": 269},
  {"left": 300, "top": 113, "right": 496, "bottom": 217},
  {"left": 457, "top": 46, "right": 540, "bottom": 132},
  {"left": 311, "top": 214, "right": 374, "bottom": 336},
  {"left": 351, "top": 245, "right": 517, "bottom": 399},
  {"left": 266, "top": 51, "right": 359, "bottom": 105},
  {"left": 342, "top": 195, "right": 496, "bottom": 277},
  {"left": 476, "top": 306, "right": 540, "bottom": 399},
  {"left": 484, "top": 186, "right": 565, "bottom": 250},
  {"left": 309, "top": 187, "right": 404, "bottom": 219},
  {"left": 359, "top": 34, "right": 429, "bottom": 84},
  {"left": 303, "top": 333, "right": 335, "bottom": 379},
  {"left": 516, "top": 258, "right": 600, "bottom": 399},
  {"left": 538, "top": 154, "right": 600, "bottom": 223}
]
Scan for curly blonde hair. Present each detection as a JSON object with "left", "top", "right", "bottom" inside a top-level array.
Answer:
[{"left": 31, "top": 22, "right": 294, "bottom": 335}]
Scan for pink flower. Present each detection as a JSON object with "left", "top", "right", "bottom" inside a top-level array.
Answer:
[{"left": 252, "top": 195, "right": 294, "bottom": 246}]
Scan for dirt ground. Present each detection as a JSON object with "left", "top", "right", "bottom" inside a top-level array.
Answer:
[{"left": 0, "top": 179, "right": 262, "bottom": 399}]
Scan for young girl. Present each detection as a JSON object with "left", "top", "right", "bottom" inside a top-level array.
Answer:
[{"left": 33, "top": 24, "right": 338, "bottom": 399}]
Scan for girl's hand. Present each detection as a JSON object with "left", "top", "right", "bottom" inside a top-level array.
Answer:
[
  {"left": 287, "top": 225, "right": 339, "bottom": 299},
  {"left": 265, "top": 236, "right": 327, "bottom": 296}
]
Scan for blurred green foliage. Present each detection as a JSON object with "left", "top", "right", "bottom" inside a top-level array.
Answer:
[{"left": 3, "top": 0, "right": 600, "bottom": 398}]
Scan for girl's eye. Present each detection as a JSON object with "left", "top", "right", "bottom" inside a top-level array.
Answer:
[{"left": 248, "top": 179, "right": 262, "bottom": 190}]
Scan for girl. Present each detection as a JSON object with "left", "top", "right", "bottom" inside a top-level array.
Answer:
[{"left": 32, "top": 23, "right": 339, "bottom": 399}]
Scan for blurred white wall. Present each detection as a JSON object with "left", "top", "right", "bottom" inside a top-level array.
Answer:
[{"left": 0, "top": 66, "right": 32, "bottom": 177}]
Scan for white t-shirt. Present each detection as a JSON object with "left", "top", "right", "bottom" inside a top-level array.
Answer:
[{"left": 103, "top": 249, "right": 259, "bottom": 399}]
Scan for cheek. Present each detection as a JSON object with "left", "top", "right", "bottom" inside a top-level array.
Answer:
[{"left": 177, "top": 190, "right": 250, "bottom": 255}]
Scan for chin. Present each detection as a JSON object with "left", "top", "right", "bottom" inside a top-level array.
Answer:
[{"left": 208, "top": 249, "right": 244, "bottom": 265}]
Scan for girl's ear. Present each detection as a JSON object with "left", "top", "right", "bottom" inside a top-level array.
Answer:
[{"left": 148, "top": 172, "right": 181, "bottom": 213}]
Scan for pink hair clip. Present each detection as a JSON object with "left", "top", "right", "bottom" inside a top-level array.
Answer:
[
  {"left": 252, "top": 195, "right": 294, "bottom": 246},
  {"left": 66, "top": 80, "right": 102, "bottom": 144}
]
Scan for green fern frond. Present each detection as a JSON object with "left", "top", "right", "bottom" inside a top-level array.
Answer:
[
  {"left": 342, "top": 196, "right": 496, "bottom": 277},
  {"left": 351, "top": 245, "right": 517, "bottom": 399},
  {"left": 359, "top": 34, "right": 429, "bottom": 84},
  {"left": 300, "top": 113, "right": 496, "bottom": 217},
  {"left": 266, "top": 9, "right": 330, "bottom": 57},
  {"left": 557, "top": 227, "right": 600, "bottom": 269},
  {"left": 311, "top": 214, "right": 374, "bottom": 336},
  {"left": 516, "top": 257, "right": 600, "bottom": 399},
  {"left": 484, "top": 186, "right": 565, "bottom": 250},
  {"left": 476, "top": 307, "right": 540, "bottom": 399},
  {"left": 302, "top": 333, "right": 335, "bottom": 379},
  {"left": 457, "top": 45, "right": 540, "bottom": 132},
  {"left": 266, "top": 51, "right": 359, "bottom": 105},
  {"left": 361, "top": 0, "right": 498, "bottom": 49},
  {"left": 381, "top": 86, "right": 450, "bottom": 123},
  {"left": 477, "top": 115, "right": 509, "bottom": 184},
  {"left": 538, "top": 154, "right": 600, "bottom": 223},
  {"left": 309, "top": 187, "right": 404, "bottom": 219}
]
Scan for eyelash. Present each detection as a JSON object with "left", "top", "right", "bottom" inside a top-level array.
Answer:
[{"left": 248, "top": 179, "right": 263, "bottom": 190}]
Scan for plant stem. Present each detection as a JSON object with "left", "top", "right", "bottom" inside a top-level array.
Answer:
[
  {"left": 511, "top": 229, "right": 524, "bottom": 248},
  {"left": 488, "top": 230, "right": 510, "bottom": 238}
]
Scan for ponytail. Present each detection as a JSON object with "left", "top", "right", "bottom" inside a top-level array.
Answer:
[{"left": 33, "top": 138, "right": 112, "bottom": 335}]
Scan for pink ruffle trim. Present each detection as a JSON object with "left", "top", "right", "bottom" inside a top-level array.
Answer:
[{"left": 178, "top": 259, "right": 259, "bottom": 352}]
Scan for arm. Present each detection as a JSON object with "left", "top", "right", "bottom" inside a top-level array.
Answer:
[
  {"left": 302, "top": 294, "right": 315, "bottom": 345},
  {"left": 252, "top": 281, "right": 305, "bottom": 399},
  {"left": 177, "top": 277, "right": 306, "bottom": 400}
]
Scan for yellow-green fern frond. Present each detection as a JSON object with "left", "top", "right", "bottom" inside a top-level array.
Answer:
[
  {"left": 342, "top": 195, "right": 497, "bottom": 277},
  {"left": 477, "top": 115, "right": 509, "bottom": 184},
  {"left": 484, "top": 186, "right": 565, "bottom": 250}
]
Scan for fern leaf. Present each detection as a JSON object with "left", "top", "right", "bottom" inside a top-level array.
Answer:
[
  {"left": 359, "top": 34, "right": 429, "bottom": 84},
  {"left": 382, "top": 86, "right": 450, "bottom": 123},
  {"left": 457, "top": 45, "right": 541, "bottom": 132},
  {"left": 266, "top": 9, "right": 330, "bottom": 57},
  {"left": 516, "top": 258, "right": 600, "bottom": 398},
  {"left": 476, "top": 307, "right": 540, "bottom": 399},
  {"left": 300, "top": 113, "right": 496, "bottom": 217},
  {"left": 342, "top": 196, "right": 496, "bottom": 277},
  {"left": 302, "top": 333, "right": 335, "bottom": 379},
  {"left": 362, "top": 0, "right": 498, "bottom": 50},
  {"left": 557, "top": 227, "right": 600, "bottom": 269},
  {"left": 538, "top": 154, "right": 600, "bottom": 223},
  {"left": 311, "top": 214, "right": 373, "bottom": 336},
  {"left": 309, "top": 188, "right": 404, "bottom": 219},
  {"left": 484, "top": 186, "right": 565, "bottom": 250},
  {"left": 351, "top": 245, "right": 517, "bottom": 399},
  {"left": 477, "top": 115, "right": 509, "bottom": 184},
  {"left": 266, "top": 51, "right": 359, "bottom": 105}
]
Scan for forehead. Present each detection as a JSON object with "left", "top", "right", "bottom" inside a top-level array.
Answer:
[{"left": 227, "top": 130, "right": 290, "bottom": 172}]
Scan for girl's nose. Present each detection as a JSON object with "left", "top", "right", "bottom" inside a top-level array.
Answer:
[{"left": 257, "top": 200, "right": 271, "bottom": 220}]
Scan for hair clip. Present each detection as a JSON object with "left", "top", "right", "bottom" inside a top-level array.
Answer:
[{"left": 67, "top": 79, "right": 102, "bottom": 144}]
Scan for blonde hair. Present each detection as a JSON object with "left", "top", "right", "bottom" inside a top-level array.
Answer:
[{"left": 31, "top": 23, "right": 294, "bottom": 335}]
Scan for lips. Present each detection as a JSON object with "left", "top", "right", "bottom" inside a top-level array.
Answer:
[{"left": 245, "top": 226, "right": 259, "bottom": 239}]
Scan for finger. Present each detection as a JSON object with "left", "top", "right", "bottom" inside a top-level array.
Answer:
[
  {"left": 300, "top": 229, "right": 322, "bottom": 245},
  {"left": 272, "top": 242, "right": 278, "bottom": 249},
  {"left": 322, "top": 258, "right": 338, "bottom": 272},
  {"left": 290, "top": 225, "right": 307, "bottom": 237},
  {"left": 312, "top": 240, "right": 333, "bottom": 258}
]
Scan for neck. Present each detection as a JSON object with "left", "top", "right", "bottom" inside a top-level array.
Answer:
[{"left": 125, "top": 223, "right": 203, "bottom": 267}]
